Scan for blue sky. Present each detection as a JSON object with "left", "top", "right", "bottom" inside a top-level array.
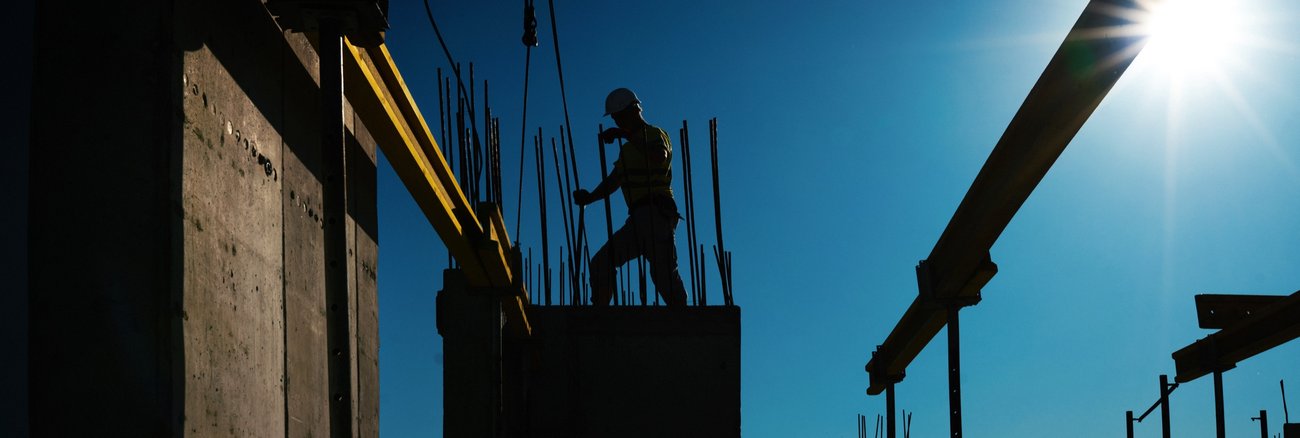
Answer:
[{"left": 375, "top": 1, "right": 1300, "bottom": 436}]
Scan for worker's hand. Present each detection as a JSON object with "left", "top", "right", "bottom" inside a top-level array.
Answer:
[
  {"left": 599, "top": 127, "right": 625, "bottom": 144},
  {"left": 572, "top": 189, "right": 595, "bottom": 206}
]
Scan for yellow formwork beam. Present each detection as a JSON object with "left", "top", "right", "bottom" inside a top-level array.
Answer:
[{"left": 339, "top": 37, "right": 528, "bottom": 334}]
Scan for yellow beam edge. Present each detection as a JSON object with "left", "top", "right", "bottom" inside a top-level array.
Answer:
[
  {"left": 341, "top": 41, "right": 487, "bottom": 285},
  {"left": 340, "top": 37, "right": 529, "bottom": 335}
]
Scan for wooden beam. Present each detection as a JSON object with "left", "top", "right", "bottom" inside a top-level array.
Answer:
[
  {"left": 340, "top": 38, "right": 529, "bottom": 334},
  {"left": 1195, "top": 294, "right": 1288, "bottom": 330},
  {"left": 866, "top": 0, "right": 1149, "bottom": 395},
  {"left": 1173, "top": 291, "right": 1300, "bottom": 383}
]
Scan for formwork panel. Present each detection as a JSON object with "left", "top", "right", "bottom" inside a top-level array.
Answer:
[
  {"left": 180, "top": 38, "right": 287, "bottom": 437},
  {"left": 278, "top": 28, "right": 333, "bottom": 438},
  {"left": 348, "top": 101, "right": 382, "bottom": 437}
]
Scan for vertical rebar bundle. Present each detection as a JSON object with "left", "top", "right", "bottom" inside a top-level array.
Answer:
[
  {"left": 597, "top": 125, "right": 616, "bottom": 305},
  {"left": 679, "top": 121, "right": 699, "bottom": 305},
  {"left": 534, "top": 131, "right": 552, "bottom": 305},
  {"left": 708, "top": 118, "right": 734, "bottom": 306}
]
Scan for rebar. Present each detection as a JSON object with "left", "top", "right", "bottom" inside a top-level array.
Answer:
[
  {"left": 534, "top": 132, "right": 552, "bottom": 305},
  {"left": 550, "top": 137, "right": 577, "bottom": 305},
  {"left": 597, "top": 125, "right": 616, "bottom": 305}
]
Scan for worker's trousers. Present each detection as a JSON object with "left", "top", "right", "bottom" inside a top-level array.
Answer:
[{"left": 589, "top": 200, "right": 687, "bottom": 307}]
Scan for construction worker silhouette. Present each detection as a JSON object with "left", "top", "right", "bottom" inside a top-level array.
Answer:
[{"left": 573, "top": 88, "right": 688, "bottom": 307}]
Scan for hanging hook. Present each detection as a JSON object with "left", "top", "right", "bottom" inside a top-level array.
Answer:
[{"left": 521, "top": 0, "right": 539, "bottom": 47}]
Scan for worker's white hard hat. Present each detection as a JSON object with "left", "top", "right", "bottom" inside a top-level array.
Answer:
[{"left": 604, "top": 87, "right": 640, "bottom": 116}]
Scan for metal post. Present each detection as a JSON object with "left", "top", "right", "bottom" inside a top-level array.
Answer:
[
  {"left": 886, "top": 383, "right": 896, "bottom": 438},
  {"left": 1127, "top": 411, "right": 1135, "bottom": 438},
  {"left": 318, "top": 21, "right": 354, "bottom": 438},
  {"left": 1161, "top": 374, "right": 1172, "bottom": 438},
  {"left": 948, "top": 307, "right": 962, "bottom": 438},
  {"left": 1252, "top": 410, "right": 1268, "bottom": 438},
  {"left": 1215, "top": 370, "right": 1226, "bottom": 438}
]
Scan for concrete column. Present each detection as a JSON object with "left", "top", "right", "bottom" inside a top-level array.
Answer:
[{"left": 437, "top": 269, "right": 503, "bottom": 438}]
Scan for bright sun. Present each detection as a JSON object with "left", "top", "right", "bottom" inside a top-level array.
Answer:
[{"left": 1140, "top": 0, "right": 1247, "bottom": 77}]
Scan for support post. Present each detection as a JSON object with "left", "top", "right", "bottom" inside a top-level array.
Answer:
[
  {"left": 1127, "top": 411, "right": 1135, "bottom": 438},
  {"left": 886, "top": 383, "right": 896, "bottom": 438},
  {"left": 319, "top": 22, "right": 355, "bottom": 438},
  {"left": 437, "top": 269, "right": 502, "bottom": 437},
  {"left": 948, "top": 306, "right": 962, "bottom": 438},
  {"left": 1160, "top": 374, "right": 1172, "bottom": 438},
  {"left": 1252, "top": 410, "right": 1267, "bottom": 438},
  {"left": 1215, "top": 370, "right": 1226, "bottom": 438}
]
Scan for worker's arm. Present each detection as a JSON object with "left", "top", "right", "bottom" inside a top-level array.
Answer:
[{"left": 573, "top": 166, "right": 622, "bottom": 206}]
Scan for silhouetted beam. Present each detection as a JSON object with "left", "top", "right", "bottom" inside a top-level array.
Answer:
[
  {"left": 867, "top": 0, "right": 1148, "bottom": 395},
  {"left": 1195, "top": 294, "right": 1287, "bottom": 330},
  {"left": 1173, "top": 291, "right": 1300, "bottom": 383}
]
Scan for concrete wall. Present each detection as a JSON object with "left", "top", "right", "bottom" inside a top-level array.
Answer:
[
  {"left": 2, "top": 1, "right": 34, "bottom": 437},
  {"left": 29, "top": 0, "right": 378, "bottom": 435},
  {"left": 508, "top": 307, "right": 741, "bottom": 438}
]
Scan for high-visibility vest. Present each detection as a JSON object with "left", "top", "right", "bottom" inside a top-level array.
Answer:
[{"left": 615, "top": 124, "right": 674, "bottom": 209}]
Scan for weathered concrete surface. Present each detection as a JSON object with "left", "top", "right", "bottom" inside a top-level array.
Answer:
[
  {"left": 508, "top": 306, "right": 741, "bottom": 438},
  {"left": 347, "top": 100, "right": 382, "bottom": 438},
  {"left": 29, "top": 0, "right": 380, "bottom": 435}
]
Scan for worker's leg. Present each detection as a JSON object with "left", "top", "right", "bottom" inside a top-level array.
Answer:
[
  {"left": 644, "top": 206, "right": 687, "bottom": 307},
  {"left": 588, "top": 212, "right": 645, "bottom": 306}
]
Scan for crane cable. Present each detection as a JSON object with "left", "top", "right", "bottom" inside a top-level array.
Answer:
[
  {"left": 545, "top": 0, "right": 588, "bottom": 301},
  {"left": 515, "top": 0, "right": 539, "bottom": 241}
]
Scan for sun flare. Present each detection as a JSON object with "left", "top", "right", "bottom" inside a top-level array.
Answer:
[{"left": 1140, "top": 0, "right": 1246, "bottom": 77}]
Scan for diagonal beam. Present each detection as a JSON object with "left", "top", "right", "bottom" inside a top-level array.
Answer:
[
  {"left": 867, "top": 0, "right": 1149, "bottom": 395},
  {"left": 1172, "top": 291, "right": 1300, "bottom": 383},
  {"left": 341, "top": 38, "right": 529, "bottom": 334}
]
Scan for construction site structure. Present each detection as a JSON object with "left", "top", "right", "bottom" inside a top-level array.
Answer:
[
  {"left": 860, "top": 1, "right": 1300, "bottom": 437},
  {"left": 15, "top": 0, "right": 740, "bottom": 436}
]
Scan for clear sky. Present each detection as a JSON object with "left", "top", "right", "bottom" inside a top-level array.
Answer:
[{"left": 375, "top": 0, "right": 1300, "bottom": 436}]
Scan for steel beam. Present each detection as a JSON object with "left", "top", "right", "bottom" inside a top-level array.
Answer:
[
  {"left": 866, "top": 0, "right": 1148, "bottom": 394},
  {"left": 1172, "top": 291, "right": 1300, "bottom": 383}
]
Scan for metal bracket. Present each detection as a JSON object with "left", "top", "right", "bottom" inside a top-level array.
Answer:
[
  {"left": 866, "top": 347, "right": 906, "bottom": 391},
  {"left": 916, "top": 258, "right": 987, "bottom": 311}
]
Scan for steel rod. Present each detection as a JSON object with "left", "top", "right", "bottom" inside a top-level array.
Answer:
[
  {"left": 708, "top": 118, "right": 728, "bottom": 303},
  {"left": 1215, "top": 370, "right": 1226, "bottom": 438},
  {"left": 514, "top": 44, "right": 532, "bottom": 239},
  {"left": 597, "top": 125, "right": 615, "bottom": 305},
  {"left": 1161, "top": 374, "right": 1172, "bottom": 438},
  {"left": 550, "top": 137, "right": 576, "bottom": 305},
  {"left": 948, "top": 306, "right": 962, "bottom": 438},
  {"left": 535, "top": 132, "right": 551, "bottom": 305},
  {"left": 686, "top": 123, "right": 696, "bottom": 304},
  {"left": 886, "top": 383, "right": 896, "bottom": 438}
]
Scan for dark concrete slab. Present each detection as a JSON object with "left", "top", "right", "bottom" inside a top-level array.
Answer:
[{"left": 513, "top": 306, "right": 741, "bottom": 438}]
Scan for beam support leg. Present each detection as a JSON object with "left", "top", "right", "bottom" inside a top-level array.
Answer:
[
  {"left": 886, "top": 383, "right": 896, "bottom": 438},
  {"left": 1126, "top": 411, "right": 1134, "bottom": 438},
  {"left": 948, "top": 307, "right": 962, "bottom": 438},
  {"left": 1160, "top": 374, "right": 1172, "bottom": 438},
  {"left": 1214, "top": 370, "right": 1226, "bottom": 438}
]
